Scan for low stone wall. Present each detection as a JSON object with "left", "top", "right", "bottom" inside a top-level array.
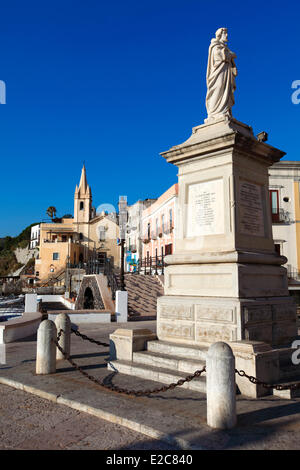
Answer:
[
  {"left": 0, "top": 312, "right": 42, "bottom": 344},
  {"left": 47, "top": 311, "right": 111, "bottom": 324}
]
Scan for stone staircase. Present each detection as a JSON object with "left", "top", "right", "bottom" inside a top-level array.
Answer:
[
  {"left": 38, "top": 267, "right": 66, "bottom": 287},
  {"left": 41, "top": 301, "right": 69, "bottom": 312},
  {"left": 271, "top": 346, "right": 300, "bottom": 398},
  {"left": 109, "top": 338, "right": 300, "bottom": 398},
  {"left": 116, "top": 274, "right": 164, "bottom": 320},
  {"left": 108, "top": 339, "right": 208, "bottom": 393}
]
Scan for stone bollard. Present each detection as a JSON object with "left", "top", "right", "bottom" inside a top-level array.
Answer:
[
  {"left": 115, "top": 290, "right": 128, "bottom": 323},
  {"left": 36, "top": 319, "right": 57, "bottom": 375},
  {"left": 55, "top": 313, "right": 71, "bottom": 360},
  {"left": 206, "top": 341, "right": 237, "bottom": 429},
  {"left": 25, "top": 293, "right": 38, "bottom": 313}
]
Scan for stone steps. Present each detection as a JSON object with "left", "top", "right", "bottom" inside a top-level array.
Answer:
[
  {"left": 42, "top": 301, "right": 69, "bottom": 312},
  {"left": 279, "top": 365, "right": 300, "bottom": 380},
  {"left": 107, "top": 359, "right": 207, "bottom": 393},
  {"left": 109, "top": 338, "right": 300, "bottom": 399},
  {"left": 273, "top": 377, "right": 300, "bottom": 399},
  {"left": 132, "top": 350, "right": 206, "bottom": 375},
  {"left": 108, "top": 338, "right": 208, "bottom": 393},
  {"left": 115, "top": 274, "right": 164, "bottom": 320},
  {"left": 147, "top": 340, "right": 208, "bottom": 361},
  {"left": 278, "top": 347, "right": 300, "bottom": 381}
]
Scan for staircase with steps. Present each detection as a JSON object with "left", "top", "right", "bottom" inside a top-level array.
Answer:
[
  {"left": 41, "top": 301, "right": 69, "bottom": 312},
  {"left": 109, "top": 338, "right": 300, "bottom": 398},
  {"left": 271, "top": 346, "right": 300, "bottom": 398},
  {"left": 115, "top": 274, "right": 164, "bottom": 320},
  {"left": 38, "top": 267, "right": 66, "bottom": 287},
  {"left": 108, "top": 339, "right": 208, "bottom": 393}
]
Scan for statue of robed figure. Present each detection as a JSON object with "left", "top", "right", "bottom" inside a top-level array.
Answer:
[{"left": 205, "top": 28, "right": 237, "bottom": 121}]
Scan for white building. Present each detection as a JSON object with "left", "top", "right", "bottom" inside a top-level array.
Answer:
[
  {"left": 30, "top": 224, "right": 40, "bottom": 249},
  {"left": 125, "top": 199, "right": 156, "bottom": 272}
]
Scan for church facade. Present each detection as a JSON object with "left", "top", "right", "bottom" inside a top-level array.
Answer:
[{"left": 35, "top": 165, "right": 120, "bottom": 283}]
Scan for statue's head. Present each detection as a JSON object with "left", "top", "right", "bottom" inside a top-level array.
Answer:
[{"left": 215, "top": 27, "right": 228, "bottom": 43}]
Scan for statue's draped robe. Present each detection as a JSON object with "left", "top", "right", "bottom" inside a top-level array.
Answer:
[{"left": 205, "top": 39, "right": 236, "bottom": 120}]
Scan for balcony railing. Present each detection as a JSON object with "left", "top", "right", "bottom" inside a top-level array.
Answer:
[
  {"left": 43, "top": 239, "right": 81, "bottom": 244},
  {"left": 271, "top": 208, "right": 291, "bottom": 224},
  {"left": 287, "top": 267, "right": 300, "bottom": 282},
  {"left": 163, "top": 226, "right": 174, "bottom": 235}
]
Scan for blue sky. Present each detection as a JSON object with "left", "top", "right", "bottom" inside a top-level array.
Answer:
[{"left": 0, "top": 0, "right": 299, "bottom": 237}]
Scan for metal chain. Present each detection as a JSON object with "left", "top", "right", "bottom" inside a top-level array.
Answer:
[
  {"left": 57, "top": 329, "right": 63, "bottom": 341},
  {"left": 55, "top": 330, "right": 300, "bottom": 394},
  {"left": 71, "top": 327, "right": 109, "bottom": 348},
  {"left": 53, "top": 336, "right": 206, "bottom": 396},
  {"left": 235, "top": 369, "right": 300, "bottom": 391}
]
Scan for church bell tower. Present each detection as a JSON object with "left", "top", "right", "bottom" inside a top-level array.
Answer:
[{"left": 74, "top": 165, "right": 92, "bottom": 251}]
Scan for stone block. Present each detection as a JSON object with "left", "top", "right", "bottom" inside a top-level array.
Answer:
[
  {"left": 109, "top": 329, "right": 157, "bottom": 362},
  {"left": 230, "top": 341, "right": 279, "bottom": 398}
]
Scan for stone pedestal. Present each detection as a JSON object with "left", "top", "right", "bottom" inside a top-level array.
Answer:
[
  {"left": 158, "top": 117, "right": 297, "bottom": 348},
  {"left": 109, "top": 329, "right": 157, "bottom": 362}
]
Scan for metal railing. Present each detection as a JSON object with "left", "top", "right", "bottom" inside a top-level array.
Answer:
[
  {"left": 287, "top": 267, "right": 300, "bottom": 282},
  {"left": 68, "top": 258, "right": 120, "bottom": 300},
  {"left": 135, "top": 255, "right": 165, "bottom": 275}
]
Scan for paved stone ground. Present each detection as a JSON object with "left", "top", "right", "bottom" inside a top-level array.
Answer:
[
  {"left": 0, "top": 384, "right": 178, "bottom": 450},
  {"left": 2, "top": 320, "right": 300, "bottom": 450}
]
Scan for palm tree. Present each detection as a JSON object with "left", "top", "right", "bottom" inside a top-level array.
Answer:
[{"left": 46, "top": 206, "right": 57, "bottom": 221}]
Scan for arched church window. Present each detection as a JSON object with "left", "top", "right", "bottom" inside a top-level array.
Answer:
[{"left": 80, "top": 201, "right": 84, "bottom": 210}]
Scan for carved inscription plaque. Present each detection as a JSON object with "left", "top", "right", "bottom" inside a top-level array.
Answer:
[
  {"left": 160, "top": 323, "right": 195, "bottom": 340},
  {"left": 196, "top": 306, "right": 235, "bottom": 323},
  {"left": 160, "top": 304, "right": 194, "bottom": 321},
  {"left": 187, "top": 179, "right": 224, "bottom": 237},
  {"left": 239, "top": 181, "right": 265, "bottom": 237}
]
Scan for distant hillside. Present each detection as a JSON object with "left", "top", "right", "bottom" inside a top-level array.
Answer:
[{"left": 0, "top": 223, "right": 40, "bottom": 277}]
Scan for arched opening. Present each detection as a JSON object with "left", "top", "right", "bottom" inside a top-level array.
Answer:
[
  {"left": 83, "top": 287, "right": 94, "bottom": 309},
  {"left": 80, "top": 201, "right": 84, "bottom": 210}
]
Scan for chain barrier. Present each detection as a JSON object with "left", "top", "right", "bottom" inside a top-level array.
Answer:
[
  {"left": 235, "top": 369, "right": 300, "bottom": 391},
  {"left": 71, "top": 327, "right": 110, "bottom": 348},
  {"left": 57, "top": 329, "right": 63, "bottom": 341},
  {"left": 53, "top": 333, "right": 206, "bottom": 396},
  {"left": 56, "top": 329, "right": 300, "bottom": 394}
]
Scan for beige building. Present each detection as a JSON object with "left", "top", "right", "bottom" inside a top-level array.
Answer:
[
  {"left": 269, "top": 161, "right": 300, "bottom": 303},
  {"left": 35, "top": 165, "right": 120, "bottom": 283}
]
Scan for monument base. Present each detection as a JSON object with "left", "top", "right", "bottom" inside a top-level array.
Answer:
[
  {"left": 109, "top": 117, "right": 300, "bottom": 399},
  {"left": 157, "top": 294, "right": 297, "bottom": 347},
  {"left": 108, "top": 331, "right": 300, "bottom": 398}
]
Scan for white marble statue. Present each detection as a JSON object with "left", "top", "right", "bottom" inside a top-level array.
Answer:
[{"left": 205, "top": 28, "right": 237, "bottom": 121}]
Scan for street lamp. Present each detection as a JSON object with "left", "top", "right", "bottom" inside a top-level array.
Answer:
[{"left": 118, "top": 196, "right": 128, "bottom": 291}]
